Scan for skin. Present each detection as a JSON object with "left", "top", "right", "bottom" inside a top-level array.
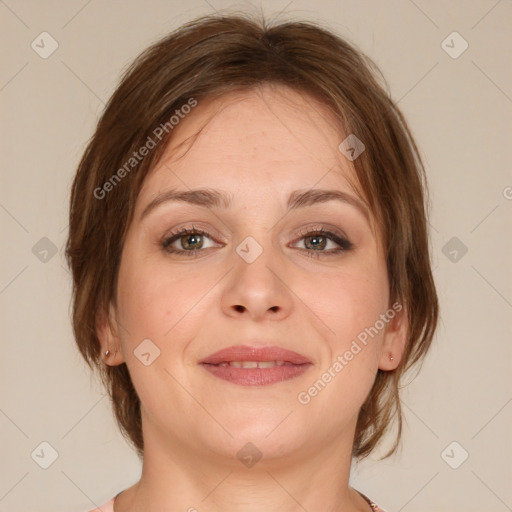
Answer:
[{"left": 97, "top": 83, "right": 407, "bottom": 512}]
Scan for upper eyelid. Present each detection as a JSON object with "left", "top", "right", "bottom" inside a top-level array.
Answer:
[
  {"left": 162, "top": 226, "right": 351, "bottom": 250},
  {"left": 162, "top": 224, "right": 348, "bottom": 240}
]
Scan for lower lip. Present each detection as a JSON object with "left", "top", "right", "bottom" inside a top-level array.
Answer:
[{"left": 200, "top": 363, "right": 312, "bottom": 386}]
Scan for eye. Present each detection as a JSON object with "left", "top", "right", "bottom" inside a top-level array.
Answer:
[
  {"left": 161, "top": 225, "right": 353, "bottom": 258},
  {"left": 162, "top": 226, "right": 220, "bottom": 255},
  {"left": 291, "top": 227, "right": 353, "bottom": 258}
]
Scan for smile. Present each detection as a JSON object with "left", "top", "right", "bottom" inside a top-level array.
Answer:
[{"left": 199, "top": 345, "right": 313, "bottom": 386}]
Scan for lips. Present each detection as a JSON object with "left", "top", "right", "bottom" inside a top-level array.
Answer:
[
  {"left": 199, "top": 345, "right": 312, "bottom": 386},
  {"left": 200, "top": 345, "right": 311, "bottom": 365}
]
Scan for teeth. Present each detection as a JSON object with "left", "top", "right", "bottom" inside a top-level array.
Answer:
[
  {"left": 218, "top": 361, "right": 286, "bottom": 368},
  {"left": 257, "top": 361, "right": 275, "bottom": 368}
]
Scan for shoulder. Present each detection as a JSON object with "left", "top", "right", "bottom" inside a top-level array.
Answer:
[{"left": 86, "top": 497, "right": 115, "bottom": 512}]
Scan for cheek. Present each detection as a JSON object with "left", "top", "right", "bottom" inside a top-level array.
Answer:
[
  {"left": 116, "top": 254, "right": 216, "bottom": 347},
  {"left": 301, "top": 259, "right": 390, "bottom": 390},
  {"left": 297, "top": 268, "right": 388, "bottom": 419},
  {"left": 306, "top": 263, "right": 389, "bottom": 336}
]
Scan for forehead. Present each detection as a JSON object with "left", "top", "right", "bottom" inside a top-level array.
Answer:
[{"left": 138, "top": 84, "right": 370, "bottom": 220}]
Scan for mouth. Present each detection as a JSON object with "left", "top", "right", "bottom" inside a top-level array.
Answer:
[{"left": 199, "top": 345, "right": 313, "bottom": 386}]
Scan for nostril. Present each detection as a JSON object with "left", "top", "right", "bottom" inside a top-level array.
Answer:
[{"left": 234, "top": 305, "right": 245, "bottom": 312}]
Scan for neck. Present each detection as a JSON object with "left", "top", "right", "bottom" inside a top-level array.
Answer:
[{"left": 114, "top": 412, "right": 372, "bottom": 512}]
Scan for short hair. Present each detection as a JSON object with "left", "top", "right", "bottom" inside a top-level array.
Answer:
[{"left": 65, "top": 13, "right": 439, "bottom": 461}]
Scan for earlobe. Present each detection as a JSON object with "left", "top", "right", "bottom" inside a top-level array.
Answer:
[
  {"left": 95, "top": 303, "right": 125, "bottom": 366},
  {"left": 378, "top": 303, "right": 408, "bottom": 371}
]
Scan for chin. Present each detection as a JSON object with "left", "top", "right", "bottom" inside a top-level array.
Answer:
[{"left": 203, "top": 410, "right": 305, "bottom": 461}]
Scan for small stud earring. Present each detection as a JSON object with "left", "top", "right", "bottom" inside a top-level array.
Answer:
[
  {"left": 105, "top": 349, "right": 111, "bottom": 357},
  {"left": 389, "top": 353, "right": 394, "bottom": 361}
]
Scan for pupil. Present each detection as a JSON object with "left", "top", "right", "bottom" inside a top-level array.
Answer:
[
  {"left": 184, "top": 234, "right": 202, "bottom": 249},
  {"left": 307, "top": 235, "right": 325, "bottom": 250}
]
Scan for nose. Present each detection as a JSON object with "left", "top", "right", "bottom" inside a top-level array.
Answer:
[{"left": 220, "top": 239, "right": 294, "bottom": 322}]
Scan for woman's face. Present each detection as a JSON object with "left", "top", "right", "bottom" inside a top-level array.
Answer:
[{"left": 100, "top": 84, "right": 406, "bottom": 465}]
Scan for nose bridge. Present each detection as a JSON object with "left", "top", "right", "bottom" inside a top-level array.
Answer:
[{"left": 221, "top": 232, "right": 292, "bottom": 319}]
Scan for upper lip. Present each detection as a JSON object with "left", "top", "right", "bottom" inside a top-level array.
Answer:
[{"left": 199, "top": 345, "right": 312, "bottom": 365}]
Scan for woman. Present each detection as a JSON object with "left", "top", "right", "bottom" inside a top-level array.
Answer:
[{"left": 66, "top": 13, "right": 438, "bottom": 512}]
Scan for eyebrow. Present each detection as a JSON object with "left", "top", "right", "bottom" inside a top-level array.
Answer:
[{"left": 140, "top": 187, "right": 370, "bottom": 223}]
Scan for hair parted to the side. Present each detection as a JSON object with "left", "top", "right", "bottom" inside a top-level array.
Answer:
[{"left": 65, "top": 12, "right": 438, "bottom": 461}]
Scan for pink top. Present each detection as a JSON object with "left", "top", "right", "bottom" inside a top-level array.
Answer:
[
  {"left": 359, "top": 491, "right": 388, "bottom": 511},
  {"left": 87, "top": 497, "right": 114, "bottom": 512},
  {"left": 87, "top": 491, "right": 386, "bottom": 511}
]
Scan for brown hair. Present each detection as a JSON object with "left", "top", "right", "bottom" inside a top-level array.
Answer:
[{"left": 66, "top": 13, "right": 438, "bottom": 461}]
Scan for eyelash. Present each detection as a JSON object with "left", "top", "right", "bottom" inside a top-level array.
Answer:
[{"left": 161, "top": 225, "right": 354, "bottom": 259}]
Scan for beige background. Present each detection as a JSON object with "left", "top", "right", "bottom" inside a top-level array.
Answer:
[{"left": 1, "top": 1, "right": 511, "bottom": 511}]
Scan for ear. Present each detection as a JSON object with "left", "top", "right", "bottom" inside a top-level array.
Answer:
[
  {"left": 95, "top": 302, "right": 125, "bottom": 366},
  {"left": 378, "top": 301, "right": 408, "bottom": 371}
]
